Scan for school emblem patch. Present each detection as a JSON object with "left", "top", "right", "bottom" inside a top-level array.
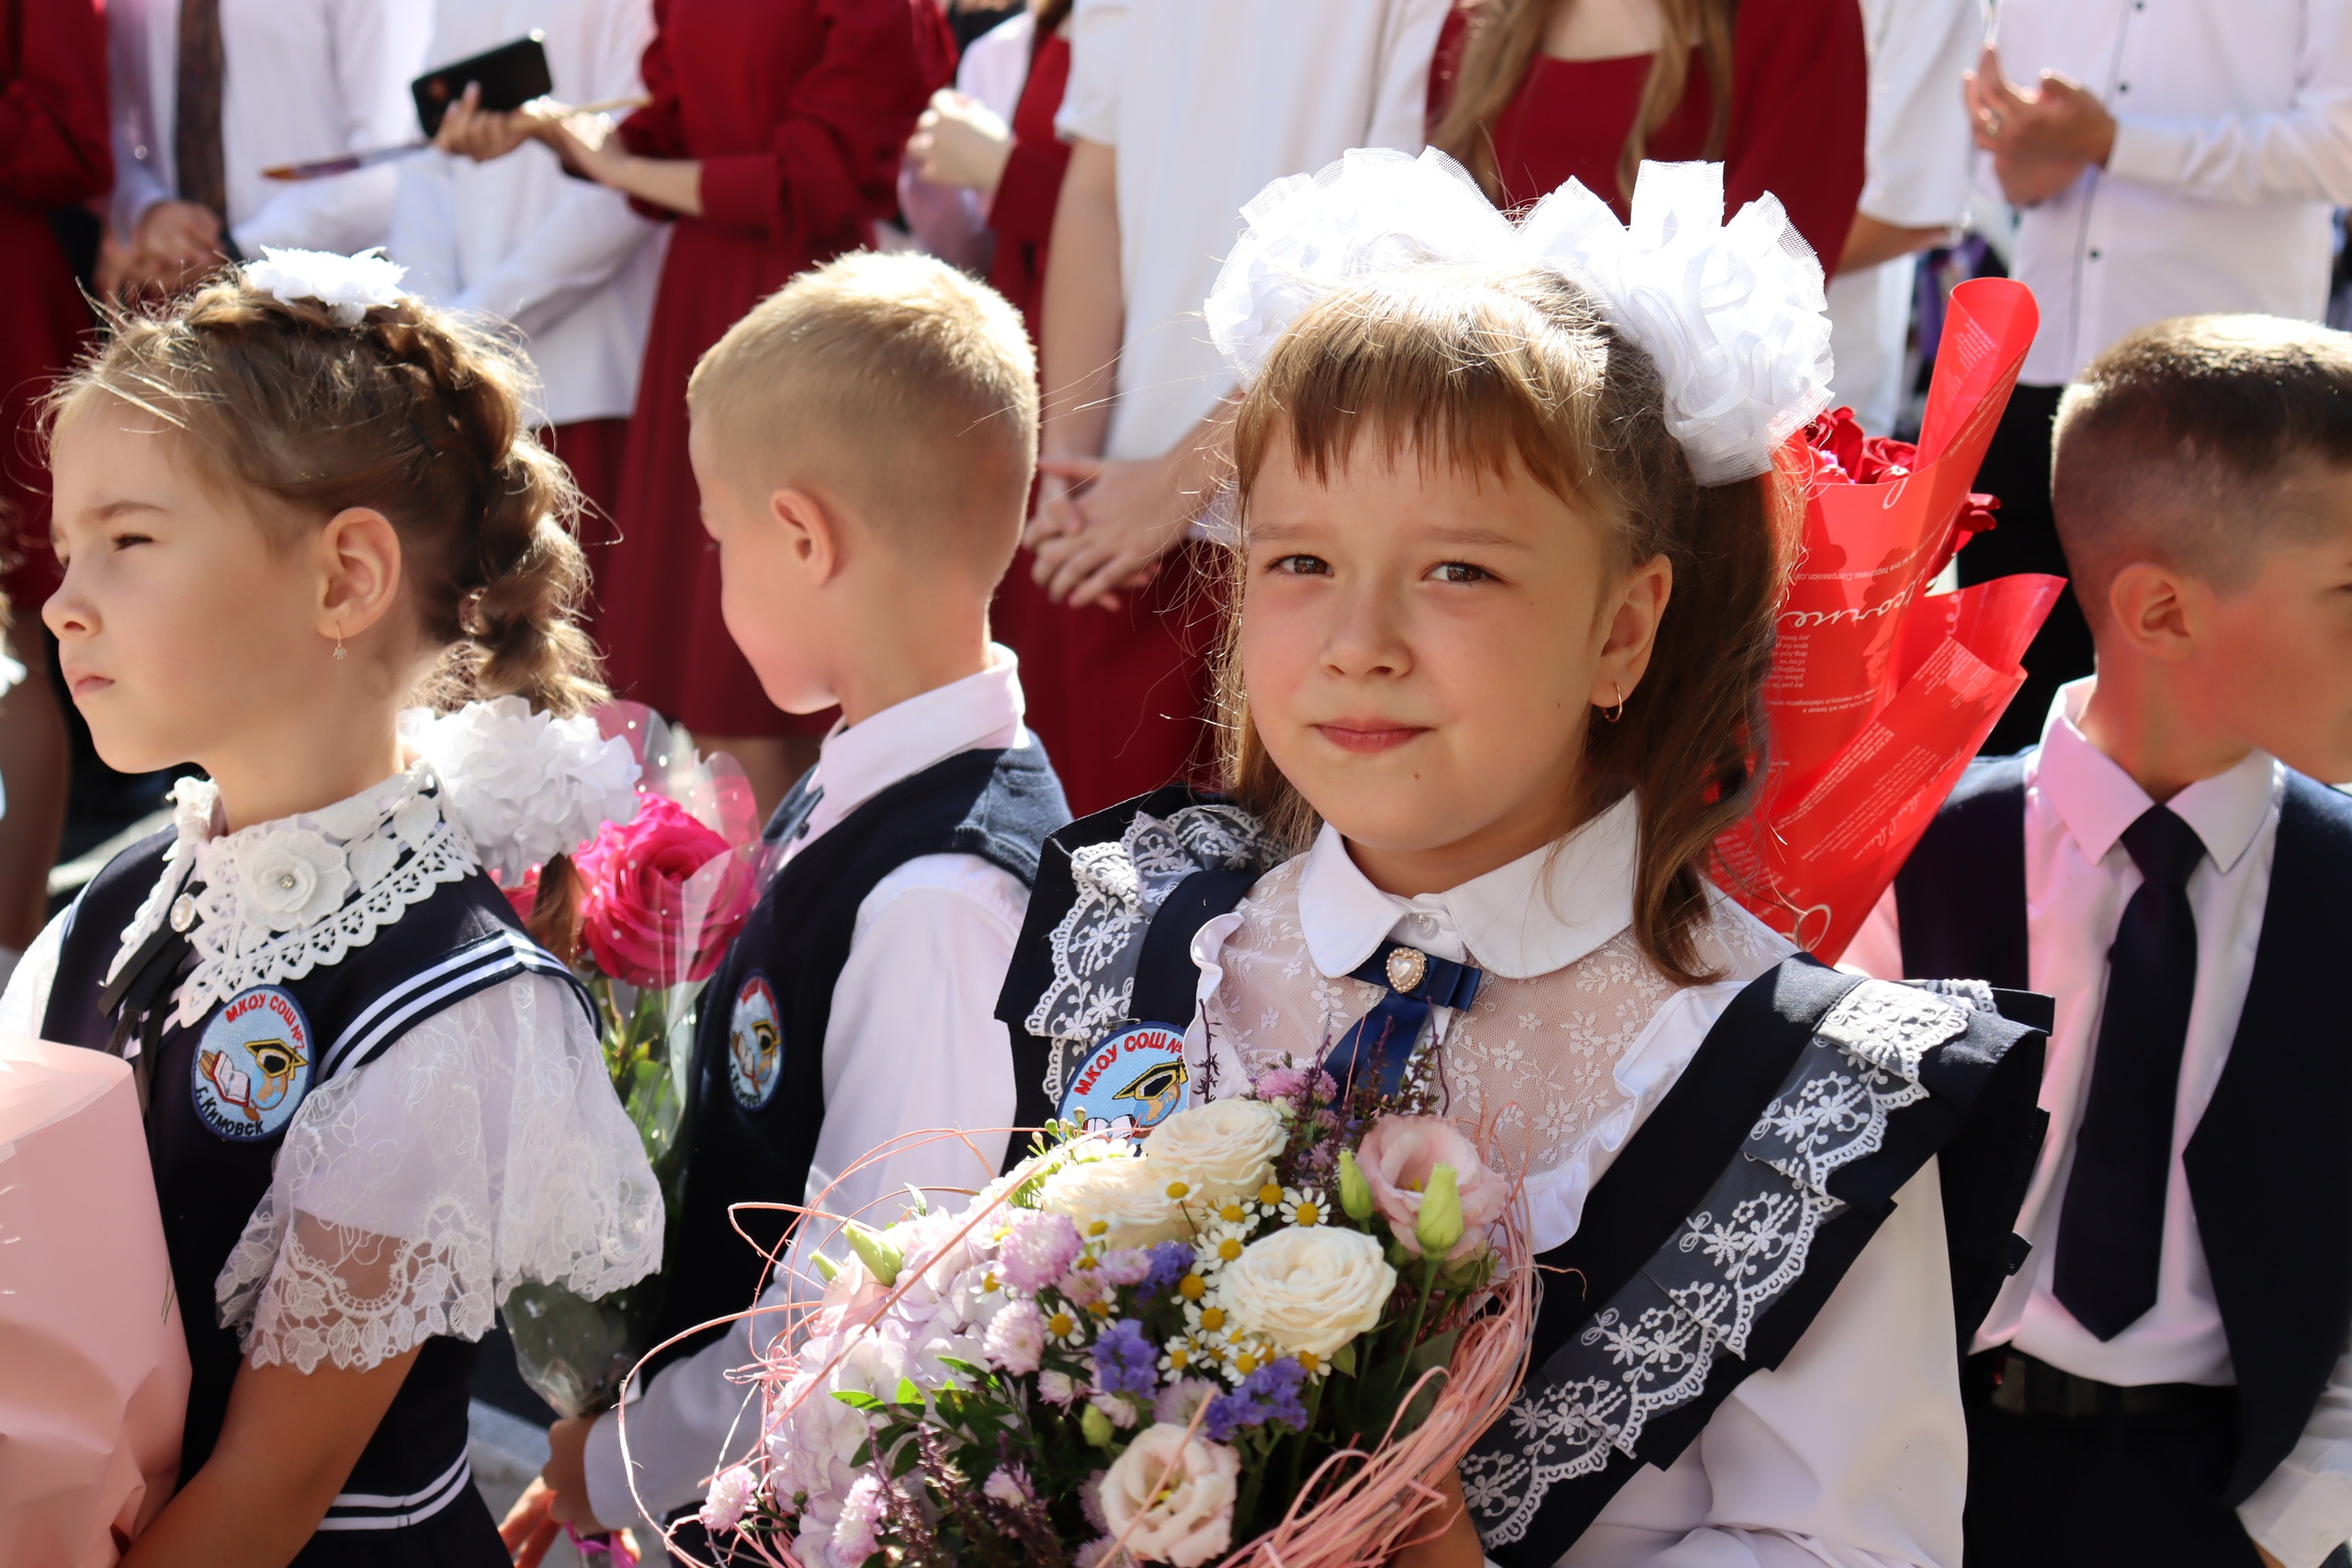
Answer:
[
  {"left": 728, "top": 973, "right": 784, "bottom": 1110},
  {"left": 192, "top": 986, "right": 313, "bottom": 1142},
  {"left": 1058, "top": 1023, "right": 1190, "bottom": 1143}
]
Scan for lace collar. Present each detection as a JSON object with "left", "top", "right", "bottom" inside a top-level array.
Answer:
[{"left": 107, "top": 764, "right": 479, "bottom": 1028}]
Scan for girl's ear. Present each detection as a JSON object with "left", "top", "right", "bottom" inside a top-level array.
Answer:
[
  {"left": 1590, "top": 551, "right": 1674, "bottom": 707},
  {"left": 316, "top": 506, "right": 405, "bottom": 643}
]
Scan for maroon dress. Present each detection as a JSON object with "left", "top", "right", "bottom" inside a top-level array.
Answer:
[
  {"left": 0, "top": 0, "right": 109, "bottom": 615},
  {"left": 595, "top": 0, "right": 953, "bottom": 737},
  {"left": 1428, "top": 0, "right": 1865, "bottom": 265}
]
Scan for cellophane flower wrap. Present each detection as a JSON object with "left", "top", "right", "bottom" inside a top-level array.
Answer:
[
  {"left": 1712, "top": 277, "right": 2065, "bottom": 961},
  {"left": 684, "top": 1064, "right": 1532, "bottom": 1568},
  {"left": 504, "top": 702, "right": 769, "bottom": 1420}
]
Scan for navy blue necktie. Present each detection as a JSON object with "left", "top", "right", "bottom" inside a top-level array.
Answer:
[
  {"left": 1321, "top": 941, "right": 1483, "bottom": 1099},
  {"left": 2053, "top": 804, "right": 2207, "bottom": 1341}
]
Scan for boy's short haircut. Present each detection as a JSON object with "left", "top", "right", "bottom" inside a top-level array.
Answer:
[
  {"left": 2052, "top": 314, "right": 2352, "bottom": 617},
  {"left": 688, "top": 251, "right": 1038, "bottom": 579}
]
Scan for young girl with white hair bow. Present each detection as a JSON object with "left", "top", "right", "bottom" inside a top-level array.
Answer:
[{"left": 995, "top": 150, "right": 2048, "bottom": 1568}]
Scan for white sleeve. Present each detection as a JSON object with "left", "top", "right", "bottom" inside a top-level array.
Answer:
[
  {"left": 231, "top": 0, "right": 434, "bottom": 254},
  {"left": 2104, "top": 0, "right": 2352, "bottom": 204},
  {"left": 0, "top": 904, "right": 75, "bottom": 1040},
  {"left": 1570, "top": 1164, "right": 1966, "bottom": 1568},
  {"left": 1364, "top": 0, "right": 1455, "bottom": 152},
  {"left": 1055, "top": 0, "right": 1127, "bottom": 145},
  {"left": 1856, "top": 0, "right": 1984, "bottom": 228},
  {"left": 217, "top": 971, "right": 664, "bottom": 1371},
  {"left": 1838, "top": 885, "right": 1905, "bottom": 980},
  {"left": 2239, "top": 1337, "right": 2352, "bottom": 1568},
  {"left": 581, "top": 853, "right": 1024, "bottom": 1529},
  {"left": 388, "top": 152, "right": 463, "bottom": 304},
  {"left": 107, "top": 2, "right": 175, "bottom": 237}
]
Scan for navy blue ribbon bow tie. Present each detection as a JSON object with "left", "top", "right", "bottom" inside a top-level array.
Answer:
[{"left": 1320, "top": 940, "right": 1484, "bottom": 1100}]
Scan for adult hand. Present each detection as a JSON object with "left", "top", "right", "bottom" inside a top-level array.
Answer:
[
  {"left": 433, "top": 81, "right": 536, "bottom": 163},
  {"left": 529, "top": 105, "right": 629, "bottom": 188},
  {"left": 1027, "top": 453, "right": 1193, "bottom": 610},
  {"left": 498, "top": 1478, "right": 564, "bottom": 1568},
  {"left": 1964, "top": 45, "right": 2116, "bottom": 207},
  {"left": 130, "top": 199, "right": 225, "bottom": 295},
  {"left": 910, "top": 88, "right": 1013, "bottom": 192}
]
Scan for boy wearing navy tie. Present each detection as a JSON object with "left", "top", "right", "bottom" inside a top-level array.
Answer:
[{"left": 1849, "top": 316, "right": 2352, "bottom": 1568}]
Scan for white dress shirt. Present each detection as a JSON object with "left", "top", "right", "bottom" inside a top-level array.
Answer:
[
  {"left": 388, "top": 0, "right": 664, "bottom": 428},
  {"left": 582, "top": 648, "right": 1038, "bottom": 1530},
  {"left": 1193, "top": 817, "right": 1966, "bottom": 1568},
  {"left": 1847, "top": 678, "right": 2352, "bottom": 1566},
  {"left": 1984, "top": 0, "right": 2352, "bottom": 386},
  {"left": 1826, "top": 0, "right": 1982, "bottom": 432},
  {"left": 107, "top": 0, "right": 432, "bottom": 254},
  {"left": 1055, "top": 0, "right": 1451, "bottom": 461}
]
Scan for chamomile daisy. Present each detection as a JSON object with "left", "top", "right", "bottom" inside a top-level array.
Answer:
[
  {"left": 1277, "top": 1187, "right": 1329, "bottom": 1226},
  {"left": 1043, "top": 1304, "right": 1090, "bottom": 1348}
]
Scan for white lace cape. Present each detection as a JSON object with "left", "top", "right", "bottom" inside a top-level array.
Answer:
[
  {"left": 0, "top": 783, "right": 662, "bottom": 1373},
  {"left": 1185, "top": 856, "right": 1794, "bottom": 1254}
]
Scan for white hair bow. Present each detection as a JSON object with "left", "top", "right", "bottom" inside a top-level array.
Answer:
[
  {"left": 1204, "top": 148, "right": 1835, "bottom": 486},
  {"left": 243, "top": 245, "right": 409, "bottom": 328}
]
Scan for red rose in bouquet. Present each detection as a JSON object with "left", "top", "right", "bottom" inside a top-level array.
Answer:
[{"left": 574, "top": 793, "right": 759, "bottom": 987}]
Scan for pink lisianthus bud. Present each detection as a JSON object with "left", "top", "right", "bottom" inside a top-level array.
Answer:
[{"left": 1355, "top": 1115, "right": 1508, "bottom": 1262}]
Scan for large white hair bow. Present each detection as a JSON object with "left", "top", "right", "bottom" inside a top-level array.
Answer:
[
  {"left": 1204, "top": 148, "right": 1834, "bottom": 486},
  {"left": 243, "top": 245, "right": 408, "bottom": 328}
]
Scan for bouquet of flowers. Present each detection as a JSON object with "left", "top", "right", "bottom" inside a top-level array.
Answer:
[
  {"left": 1713, "top": 276, "right": 2064, "bottom": 961},
  {"left": 503, "top": 702, "right": 768, "bottom": 1420},
  {"left": 686, "top": 1067, "right": 1533, "bottom": 1568}
]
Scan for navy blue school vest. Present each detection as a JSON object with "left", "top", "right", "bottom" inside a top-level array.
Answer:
[
  {"left": 1897, "top": 753, "right": 2352, "bottom": 1507},
  {"left": 42, "top": 828, "right": 584, "bottom": 1559},
  {"left": 998, "top": 789, "right": 2050, "bottom": 1564},
  {"left": 646, "top": 742, "right": 1069, "bottom": 1371}
]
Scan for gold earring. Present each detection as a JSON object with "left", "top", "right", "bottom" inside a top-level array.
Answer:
[
  {"left": 1602, "top": 682, "right": 1625, "bottom": 724},
  {"left": 333, "top": 626, "right": 347, "bottom": 661}
]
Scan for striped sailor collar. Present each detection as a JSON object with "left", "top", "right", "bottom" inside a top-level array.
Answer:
[{"left": 108, "top": 763, "right": 480, "bottom": 1029}]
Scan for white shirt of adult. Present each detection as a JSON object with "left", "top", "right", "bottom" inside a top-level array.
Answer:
[
  {"left": 1187, "top": 811, "right": 1966, "bottom": 1568},
  {"left": 1054, "top": 0, "right": 1453, "bottom": 461},
  {"left": 1984, "top": 0, "right": 2352, "bottom": 387},
  {"left": 1846, "top": 679, "right": 2352, "bottom": 1567},
  {"left": 107, "top": 0, "right": 433, "bottom": 254},
  {"left": 581, "top": 649, "right": 1035, "bottom": 1529},
  {"left": 387, "top": 0, "right": 664, "bottom": 428},
  {"left": 1825, "top": 0, "right": 1982, "bottom": 433}
]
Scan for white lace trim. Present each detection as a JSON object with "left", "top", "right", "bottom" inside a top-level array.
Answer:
[
  {"left": 218, "top": 972, "right": 664, "bottom": 1372},
  {"left": 110, "top": 767, "right": 479, "bottom": 1030}
]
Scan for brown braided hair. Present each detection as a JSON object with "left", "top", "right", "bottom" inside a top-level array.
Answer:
[
  {"left": 1221, "top": 264, "right": 1794, "bottom": 983},
  {"left": 45, "top": 268, "right": 605, "bottom": 716}
]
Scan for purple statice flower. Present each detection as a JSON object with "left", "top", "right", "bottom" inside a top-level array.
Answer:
[
  {"left": 1203, "top": 1358, "right": 1311, "bottom": 1440},
  {"left": 1136, "top": 1240, "right": 1194, "bottom": 1302},
  {"left": 1000, "top": 1212, "right": 1083, "bottom": 1293},
  {"left": 1097, "top": 1247, "right": 1154, "bottom": 1288},
  {"left": 1091, "top": 1318, "right": 1158, "bottom": 1399}
]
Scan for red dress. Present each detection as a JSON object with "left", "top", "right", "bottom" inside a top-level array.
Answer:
[
  {"left": 595, "top": 0, "right": 954, "bottom": 737},
  {"left": 1428, "top": 0, "right": 1864, "bottom": 265},
  {"left": 975, "top": 26, "right": 1214, "bottom": 817},
  {"left": 0, "top": 0, "right": 109, "bottom": 614}
]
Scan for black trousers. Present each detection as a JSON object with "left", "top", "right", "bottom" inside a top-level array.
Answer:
[
  {"left": 1963, "top": 1353, "right": 2272, "bottom": 1568},
  {"left": 1962, "top": 382, "right": 2098, "bottom": 756}
]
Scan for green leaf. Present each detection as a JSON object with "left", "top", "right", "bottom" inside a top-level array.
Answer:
[
  {"left": 935, "top": 1355, "right": 999, "bottom": 1387},
  {"left": 893, "top": 1376, "right": 925, "bottom": 1407},
  {"left": 1330, "top": 1340, "right": 1358, "bottom": 1376},
  {"left": 832, "top": 1390, "right": 887, "bottom": 1412}
]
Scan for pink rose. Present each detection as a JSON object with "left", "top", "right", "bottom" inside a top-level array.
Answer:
[
  {"left": 572, "top": 793, "right": 758, "bottom": 986},
  {"left": 1355, "top": 1115, "right": 1508, "bottom": 1262}
]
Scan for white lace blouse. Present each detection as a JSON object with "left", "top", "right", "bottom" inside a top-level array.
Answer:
[
  {"left": 0, "top": 765, "right": 663, "bottom": 1374},
  {"left": 1181, "top": 804, "right": 1969, "bottom": 1568}
]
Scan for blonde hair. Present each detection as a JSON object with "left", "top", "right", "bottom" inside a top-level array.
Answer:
[
  {"left": 47, "top": 272, "right": 605, "bottom": 716},
  {"left": 688, "top": 251, "right": 1039, "bottom": 579},
  {"left": 1225, "top": 264, "right": 1794, "bottom": 982},
  {"left": 1430, "top": 0, "right": 1735, "bottom": 207}
]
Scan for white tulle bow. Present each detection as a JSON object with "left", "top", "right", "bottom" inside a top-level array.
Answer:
[
  {"left": 243, "top": 245, "right": 409, "bottom": 327},
  {"left": 1204, "top": 148, "right": 1834, "bottom": 486},
  {"left": 400, "top": 697, "right": 641, "bottom": 880}
]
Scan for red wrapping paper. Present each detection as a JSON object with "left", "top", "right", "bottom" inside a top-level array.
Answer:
[{"left": 1714, "top": 278, "right": 2064, "bottom": 961}]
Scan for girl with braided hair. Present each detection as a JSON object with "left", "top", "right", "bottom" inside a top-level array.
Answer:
[{"left": 0, "top": 249, "right": 664, "bottom": 1565}]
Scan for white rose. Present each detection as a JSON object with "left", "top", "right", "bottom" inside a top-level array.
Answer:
[
  {"left": 1038, "top": 1152, "right": 1189, "bottom": 1247},
  {"left": 1096, "top": 1424, "right": 1240, "bottom": 1567},
  {"left": 238, "top": 829, "right": 353, "bottom": 930},
  {"left": 1140, "top": 1099, "right": 1287, "bottom": 1200},
  {"left": 1218, "top": 1226, "right": 1396, "bottom": 1359}
]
